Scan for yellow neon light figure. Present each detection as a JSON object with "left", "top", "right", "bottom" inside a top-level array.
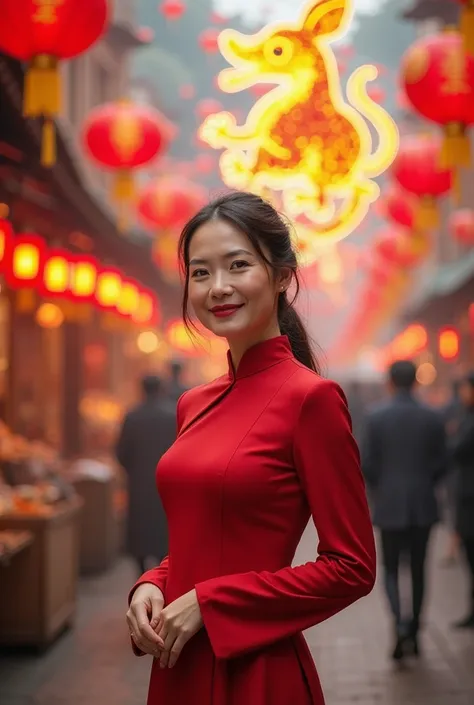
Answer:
[{"left": 199, "top": 0, "right": 399, "bottom": 244}]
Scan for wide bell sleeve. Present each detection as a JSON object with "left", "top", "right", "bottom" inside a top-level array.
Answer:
[{"left": 194, "top": 379, "right": 376, "bottom": 660}]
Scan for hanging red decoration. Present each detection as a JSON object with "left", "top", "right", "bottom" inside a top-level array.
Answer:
[
  {"left": 199, "top": 28, "right": 220, "bottom": 54},
  {"left": 82, "top": 101, "right": 174, "bottom": 229},
  {"left": 381, "top": 185, "right": 419, "bottom": 230},
  {"left": 401, "top": 30, "right": 474, "bottom": 171},
  {"left": 195, "top": 98, "right": 223, "bottom": 120},
  {"left": 137, "top": 176, "right": 207, "bottom": 233},
  {"left": 448, "top": 208, "right": 474, "bottom": 245},
  {"left": 160, "top": 0, "right": 186, "bottom": 20},
  {"left": 392, "top": 135, "right": 452, "bottom": 230},
  {"left": 373, "top": 227, "right": 430, "bottom": 268},
  {"left": 0, "top": 0, "right": 108, "bottom": 167}
]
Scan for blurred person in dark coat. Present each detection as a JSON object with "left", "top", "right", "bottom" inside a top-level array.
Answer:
[
  {"left": 116, "top": 375, "right": 176, "bottom": 576},
  {"left": 168, "top": 360, "right": 188, "bottom": 402},
  {"left": 440, "top": 379, "right": 463, "bottom": 564},
  {"left": 451, "top": 372, "right": 474, "bottom": 629},
  {"left": 362, "top": 360, "right": 447, "bottom": 660}
]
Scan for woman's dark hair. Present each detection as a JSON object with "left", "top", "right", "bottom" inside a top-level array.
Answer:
[{"left": 178, "top": 190, "right": 321, "bottom": 374}]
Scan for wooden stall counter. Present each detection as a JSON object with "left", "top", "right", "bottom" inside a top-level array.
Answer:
[{"left": 0, "top": 498, "right": 83, "bottom": 648}]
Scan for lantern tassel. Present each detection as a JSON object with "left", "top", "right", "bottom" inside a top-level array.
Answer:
[
  {"left": 112, "top": 171, "right": 135, "bottom": 233},
  {"left": 41, "top": 119, "right": 56, "bottom": 168},
  {"left": 441, "top": 124, "right": 471, "bottom": 169},
  {"left": 461, "top": 4, "right": 474, "bottom": 57},
  {"left": 24, "top": 55, "right": 61, "bottom": 168},
  {"left": 415, "top": 197, "right": 439, "bottom": 231},
  {"left": 24, "top": 55, "right": 61, "bottom": 118}
]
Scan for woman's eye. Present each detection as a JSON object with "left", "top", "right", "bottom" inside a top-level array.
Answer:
[
  {"left": 230, "top": 260, "right": 249, "bottom": 270},
  {"left": 191, "top": 269, "right": 208, "bottom": 278}
]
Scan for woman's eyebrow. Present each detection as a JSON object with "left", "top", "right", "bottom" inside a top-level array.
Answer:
[{"left": 189, "top": 249, "right": 254, "bottom": 265}]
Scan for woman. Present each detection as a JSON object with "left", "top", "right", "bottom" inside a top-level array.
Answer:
[{"left": 126, "top": 192, "right": 376, "bottom": 705}]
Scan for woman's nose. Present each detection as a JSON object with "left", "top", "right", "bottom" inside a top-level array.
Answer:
[{"left": 209, "top": 273, "right": 233, "bottom": 297}]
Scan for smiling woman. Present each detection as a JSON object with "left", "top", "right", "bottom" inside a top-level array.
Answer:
[{"left": 126, "top": 190, "right": 376, "bottom": 705}]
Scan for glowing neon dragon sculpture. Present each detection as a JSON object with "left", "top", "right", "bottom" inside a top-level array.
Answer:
[{"left": 199, "top": 0, "right": 399, "bottom": 243}]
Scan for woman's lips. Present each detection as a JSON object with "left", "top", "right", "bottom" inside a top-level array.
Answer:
[{"left": 210, "top": 304, "right": 244, "bottom": 318}]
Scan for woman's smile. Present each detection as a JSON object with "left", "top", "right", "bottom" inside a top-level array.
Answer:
[{"left": 210, "top": 304, "right": 245, "bottom": 318}]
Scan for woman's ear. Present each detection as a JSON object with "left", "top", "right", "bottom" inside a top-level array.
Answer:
[{"left": 277, "top": 268, "right": 292, "bottom": 293}]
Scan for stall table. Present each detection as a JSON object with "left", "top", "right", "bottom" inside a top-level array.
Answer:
[{"left": 0, "top": 498, "right": 83, "bottom": 648}]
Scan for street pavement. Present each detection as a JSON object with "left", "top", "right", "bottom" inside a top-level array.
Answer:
[{"left": 0, "top": 524, "right": 473, "bottom": 705}]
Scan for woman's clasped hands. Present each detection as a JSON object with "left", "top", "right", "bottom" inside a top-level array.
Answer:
[{"left": 126, "top": 584, "right": 203, "bottom": 669}]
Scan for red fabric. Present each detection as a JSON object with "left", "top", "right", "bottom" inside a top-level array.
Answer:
[{"left": 129, "top": 336, "right": 376, "bottom": 704}]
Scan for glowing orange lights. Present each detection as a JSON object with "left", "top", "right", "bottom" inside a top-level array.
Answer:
[
  {"left": 43, "top": 254, "right": 69, "bottom": 294},
  {"left": 0, "top": 222, "right": 159, "bottom": 327},
  {"left": 438, "top": 326, "right": 460, "bottom": 361},
  {"left": 70, "top": 259, "right": 97, "bottom": 299},
  {"left": 199, "top": 0, "right": 398, "bottom": 244},
  {"left": 95, "top": 270, "right": 122, "bottom": 308},
  {"left": 379, "top": 324, "right": 428, "bottom": 366}
]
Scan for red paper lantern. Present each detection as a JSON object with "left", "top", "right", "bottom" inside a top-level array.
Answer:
[
  {"left": 199, "top": 28, "right": 220, "bottom": 54},
  {"left": 401, "top": 30, "right": 474, "bottom": 170},
  {"left": 6, "top": 233, "right": 47, "bottom": 290},
  {"left": 0, "top": 0, "right": 108, "bottom": 167},
  {"left": 382, "top": 185, "right": 418, "bottom": 230},
  {"left": 83, "top": 101, "right": 174, "bottom": 228},
  {"left": 392, "top": 135, "right": 452, "bottom": 230},
  {"left": 448, "top": 208, "right": 474, "bottom": 245},
  {"left": 195, "top": 98, "right": 223, "bottom": 120},
  {"left": 39, "top": 249, "right": 72, "bottom": 299},
  {"left": 137, "top": 176, "right": 207, "bottom": 233},
  {"left": 160, "top": 0, "right": 186, "bottom": 20},
  {"left": 438, "top": 325, "right": 460, "bottom": 361},
  {"left": 373, "top": 227, "right": 430, "bottom": 268}
]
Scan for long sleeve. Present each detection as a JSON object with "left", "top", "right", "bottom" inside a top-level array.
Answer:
[{"left": 195, "top": 380, "right": 376, "bottom": 660}]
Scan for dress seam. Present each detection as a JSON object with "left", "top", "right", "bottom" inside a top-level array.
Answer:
[{"left": 217, "top": 366, "right": 302, "bottom": 575}]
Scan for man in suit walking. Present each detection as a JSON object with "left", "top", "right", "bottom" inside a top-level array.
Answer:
[
  {"left": 362, "top": 360, "right": 448, "bottom": 660},
  {"left": 116, "top": 375, "right": 176, "bottom": 577}
]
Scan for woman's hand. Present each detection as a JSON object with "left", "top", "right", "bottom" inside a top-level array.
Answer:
[
  {"left": 127, "top": 583, "right": 165, "bottom": 656},
  {"left": 156, "top": 588, "right": 204, "bottom": 668}
]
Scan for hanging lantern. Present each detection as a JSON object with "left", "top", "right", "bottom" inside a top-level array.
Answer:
[
  {"left": 40, "top": 249, "right": 71, "bottom": 298},
  {"left": 160, "top": 0, "right": 186, "bottom": 21},
  {"left": 0, "top": 0, "right": 108, "bottom": 167},
  {"left": 131, "top": 289, "right": 160, "bottom": 327},
  {"left": 6, "top": 233, "right": 46, "bottom": 291},
  {"left": 199, "top": 28, "right": 220, "bottom": 54},
  {"left": 95, "top": 268, "right": 123, "bottom": 310},
  {"left": 373, "top": 227, "right": 431, "bottom": 269},
  {"left": 69, "top": 255, "right": 98, "bottom": 302},
  {"left": 392, "top": 135, "right": 452, "bottom": 230},
  {"left": 381, "top": 185, "right": 419, "bottom": 230},
  {"left": 401, "top": 30, "right": 474, "bottom": 171},
  {"left": 448, "top": 208, "right": 474, "bottom": 245},
  {"left": 438, "top": 325, "right": 460, "bottom": 361},
  {"left": 457, "top": 1, "right": 474, "bottom": 56},
  {"left": 137, "top": 176, "right": 206, "bottom": 234},
  {"left": 82, "top": 101, "right": 174, "bottom": 229}
]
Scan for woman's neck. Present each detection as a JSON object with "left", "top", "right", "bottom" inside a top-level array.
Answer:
[{"left": 228, "top": 322, "right": 281, "bottom": 371}]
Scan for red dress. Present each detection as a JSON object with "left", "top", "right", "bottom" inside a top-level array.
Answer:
[{"left": 131, "top": 335, "right": 376, "bottom": 705}]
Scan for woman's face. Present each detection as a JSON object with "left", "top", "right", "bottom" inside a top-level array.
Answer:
[{"left": 187, "top": 218, "right": 284, "bottom": 345}]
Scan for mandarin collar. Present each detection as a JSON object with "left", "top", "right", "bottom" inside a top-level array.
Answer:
[{"left": 227, "top": 335, "right": 293, "bottom": 381}]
